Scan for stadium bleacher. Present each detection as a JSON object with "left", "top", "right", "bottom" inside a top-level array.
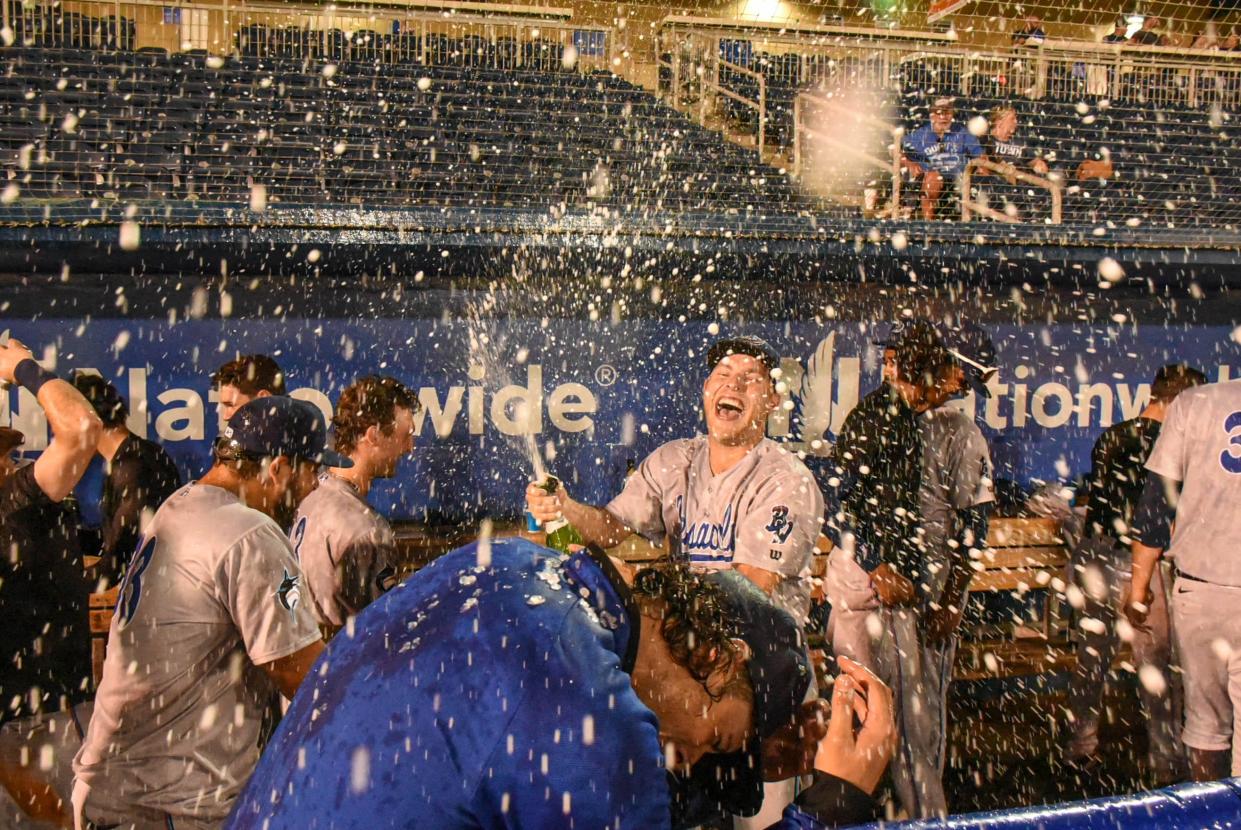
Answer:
[{"left": 0, "top": 42, "right": 816, "bottom": 218}]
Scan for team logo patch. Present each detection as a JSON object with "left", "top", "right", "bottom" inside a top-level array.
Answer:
[
  {"left": 276, "top": 570, "right": 302, "bottom": 611},
  {"left": 766, "top": 506, "right": 794, "bottom": 544}
]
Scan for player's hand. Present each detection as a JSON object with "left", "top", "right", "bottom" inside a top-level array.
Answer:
[
  {"left": 871, "top": 563, "right": 916, "bottom": 607},
  {"left": 922, "top": 603, "right": 965, "bottom": 646},
  {"left": 0, "top": 338, "right": 34, "bottom": 384},
  {"left": 903, "top": 160, "right": 924, "bottom": 179},
  {"left": 525, "top": 479, "right": 565, "bottom": 524},
  {"left": 1121, "top": 584, "right": 1153, "bottom": 631},
  {"left": 760, "top": 698, "right": 831, "bottom": 781},
  {"left": 813, "top": 656, "right": 895, "bottom": 795}
]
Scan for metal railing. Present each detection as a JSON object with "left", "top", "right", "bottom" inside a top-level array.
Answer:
[
  {"left": 659, "top": 30, "right": 768, "bottom": 157},
  {"left": 0, "top": 0, "right": 616, "bottom": 74},
  {"left": 660, "top": 20, "right": 1241, "bottom": 155},
  {"left": 960, "top": 158, "right": 1062, "bottom": 225}
]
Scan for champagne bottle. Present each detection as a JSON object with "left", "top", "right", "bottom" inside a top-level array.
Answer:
[{"left": 532, "top": 475, "right": 584, "bottom": 553}]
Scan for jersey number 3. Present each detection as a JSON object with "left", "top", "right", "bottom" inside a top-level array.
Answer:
[
  {"left": 116, "top": 535, "right": 157, "bottom": 629},
  {"left": 1221, "top": 412, "right": 1241, "bottom": 475}
]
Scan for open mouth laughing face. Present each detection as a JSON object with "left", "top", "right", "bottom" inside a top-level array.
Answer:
[{"left": 702, "top": 354, "right": 777, "bottom": 446}]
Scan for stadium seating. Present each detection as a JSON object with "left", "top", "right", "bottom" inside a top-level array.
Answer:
[{"left": 0, "top": 44, "right": 812, "bottom": 216}]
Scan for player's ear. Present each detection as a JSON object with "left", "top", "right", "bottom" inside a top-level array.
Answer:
[{"left": 364, "top": 423, "right": 382, "bottom": 447}]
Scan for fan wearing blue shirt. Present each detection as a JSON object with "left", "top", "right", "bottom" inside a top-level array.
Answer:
[{"left": 901, "top": 97, "right": 984, "bottom": 220}]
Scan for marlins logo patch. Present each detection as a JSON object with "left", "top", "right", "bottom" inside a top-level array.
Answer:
[{"left": 276, "top": 569, "right": 302, "bottom": 611}]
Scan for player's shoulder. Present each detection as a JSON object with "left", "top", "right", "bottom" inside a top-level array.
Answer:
[
  {"left": 646, "top": 436, "right": 705, "bottom": 467},
  {"left": 296, "top": 478, "right": 388, "bottom": 542},
  {"left": 151, "top": 483, "right": 284, "bottom": 559},
  {"left": 753, "top": 441, "right": 823, "bottom": 500}
]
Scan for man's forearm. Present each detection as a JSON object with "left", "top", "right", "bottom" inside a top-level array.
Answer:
[
  {"left": 1129, "top": 541, "right": 1163, "bottom": 601},
  {"left": 560, "top": 499, "right": 633, "bottom": 549}
]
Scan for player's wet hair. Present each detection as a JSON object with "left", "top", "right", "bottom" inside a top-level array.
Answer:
[
  {"left": 332, "top": 376, "right": 421, "bottom": 455},
  {"left": 1151, "top": 364, "right": 1207, "bottom": 403},
  {"left": 631, "top": 563, "right": 749, "bottom": 703},
  {"left": 212, "top": 355, "right": 286, "bottom": 397},
  {"left": 72, "top": 372, "right": 129, "bottom": 428}
]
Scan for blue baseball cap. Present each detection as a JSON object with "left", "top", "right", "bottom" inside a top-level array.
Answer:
[{"left": 220, "top": 396, "right": 353, "bottom": 468}]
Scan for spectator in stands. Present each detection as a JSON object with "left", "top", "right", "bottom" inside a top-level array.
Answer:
[
  {"left": 983, "top": 106, "right": 1049, "bottom": 178},
  {"left": 1129, "top": 17, "right": 1165, "bottom": 47},
  {"left": 901, "top": 97, "right": 984, "bottom": 221},
  {"left": 212, "top": 354, "right": 286, "bottom": 423},
  {"left": 72, "top": 372, "right": 182, "bottom": 584},
  {"left": 1102, "top": 20, "right": 1128, "bottom": 44},
  {"left": 1011, "top": 15, "right": 1046, "bottom": 47},
  {"left": 0, "top": 338, "right": 102, "bottom": 829}
]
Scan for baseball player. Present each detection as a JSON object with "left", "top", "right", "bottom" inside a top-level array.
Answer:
[
  {"left": 72, "top": 397, "right": 343, "bottom": 829},
  {"left": 1066, "top": 364, "right": 1205, "bottom": 781},
  {"left": 825, "top": 320, "right": 987, "bottom": 819},
  {"left": 1124, "top": 377, "right": 1241, "bottom": 782},
  {"left": 211, "top": 354, "right": 285, "bottom": 423},
  {"left": 525, "top": 334, "right": 823, "bottom": 828},
  {"left": 291, "top": 375, "right": 419, "bottom": 632},
  {"left": 0, "top": 338, "right": 102, "bottom": 829},
  {"left": 226, "top": 538, "right": 893, "bottom": 830},
  {"left": 525, "top": 335, "right": 824, "bottom": 625}
]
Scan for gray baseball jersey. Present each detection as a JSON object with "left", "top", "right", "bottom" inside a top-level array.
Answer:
[
  {"left": 73, "top": 483, "right": 321, "bottom": 822},
  {"left": 290, "top": 472, "right": 398, "bottom": 628},
  {"left": 917, "top": 405, "right": 995, "bottom": 602},
  {"left": 606, "top": 436, "right": 824, "bottom": 623},
  {"left": 1146, "top": 379, "right": 1241, "bottom": 586}
]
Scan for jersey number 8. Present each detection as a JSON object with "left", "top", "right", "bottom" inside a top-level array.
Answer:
[{"left": 115, "top": 535, "right": 157, "bottom": 629}]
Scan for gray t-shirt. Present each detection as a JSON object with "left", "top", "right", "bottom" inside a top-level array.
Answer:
[
  {"left": 917, "top": 405, "right": 995, "bottom": 603},
  {"left": 290, "top": 472, "right": 398, "bottom": 628},
  {"left": 73, "top": 483, "right": 321, "bottom": 822},
  {"left": 1146, "top": 380, "right": 1241, "bottom": 586},
  {"left": 606, "top": 436, "right": 824, "bottom": 624}
]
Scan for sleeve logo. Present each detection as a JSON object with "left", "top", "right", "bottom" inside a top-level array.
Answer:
[
  {"left": 765, "top": 505, "right": 794, "bottom": 544},
  {"left": 276, "top": 569, "right": 302, "bottom": 611}
]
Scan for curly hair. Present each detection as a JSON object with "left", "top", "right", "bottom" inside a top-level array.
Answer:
[
  {"left": 332, "top": 376, "right": 420, "bottom": 454},
  {"left": 631, "top": 563, "right": 746, "bottom": 700},
  {"left": 72, "top": 372, "right": 129, "bottom": 428}
]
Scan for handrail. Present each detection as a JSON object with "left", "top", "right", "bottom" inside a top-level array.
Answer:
[
  {"left": 960, "top": 158, "right": 1062, "bottom": 225},
  {"left": 659, "top": 14, "right": 956, "bottom": 44}
]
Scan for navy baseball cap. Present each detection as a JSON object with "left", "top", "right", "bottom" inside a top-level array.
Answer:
[
  {"left": 220, "top": 396, "right": 352, "bottom": 468},
  {"left": 707, "top": 335, "right": 781, "bottom": 376},
  {"left": 872, "top": 319, "right": 913, "bottom": 347},
  {"left": 935, "top": 322, "right": 998, "bottom": 398}
]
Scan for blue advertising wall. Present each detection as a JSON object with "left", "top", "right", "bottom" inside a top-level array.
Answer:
[{"left": 7, "top": 317, "right": 1240, "bottom": 523}]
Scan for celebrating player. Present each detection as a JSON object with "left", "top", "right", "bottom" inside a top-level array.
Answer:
[
  {"left": 1125, "top": 375, "right": 1241, "bottom": 781},
  {"left": 72, "top": 397, "right": 346, "bottom": 829},
  {"left": 227, "top": 538, "right": 895, "bottom": 830},
  {"left": 212, "top": 354, "right": 286, "bottom": 423},
  {"left": 524, "top": 334, "right": 823, "bottom": 624},
  {"left": 292, "top": 375, "right": 419, "bottom": 632},
  {"left": 824, "top": 320, "right": 966, "bottom": 818},
  {"left": 1067, "top": 364, "right": 1205, "bottom": 781}
]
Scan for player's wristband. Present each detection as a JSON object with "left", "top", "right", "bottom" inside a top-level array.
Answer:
[{"left": 13, "top": 358, "right": 58, "bottom": 396}]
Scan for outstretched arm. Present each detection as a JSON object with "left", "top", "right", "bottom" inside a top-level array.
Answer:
[{"left": 526, "top": 480, "right": 634, "bottom": 549}]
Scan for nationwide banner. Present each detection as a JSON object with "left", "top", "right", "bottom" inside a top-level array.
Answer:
[
  {"left": 928, "top": 0, "right": 971, "bottom": 24},
  {"left": 6, "top": 318, "right": 1239, "bottom": 523}
]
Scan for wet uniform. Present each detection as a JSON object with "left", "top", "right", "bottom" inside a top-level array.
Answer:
[
  {"left": 290, "top": 472, "right": 398, "bottom": 628},
  {"left": 607, "top": 436, "right": 824, "bottom": 625},
  {"left": 828, "top": 404, "right": 992, "bottom": 818},
  {"left": 73, "top": 483, "right": 321, "bottom": 828},
  {"left": 1141, "top": 380, "right": 1241, "bottom": 773}
]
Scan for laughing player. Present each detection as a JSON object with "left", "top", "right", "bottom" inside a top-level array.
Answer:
[{"left": 525, "top": 335, "right": 824, "bottom": 625}]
